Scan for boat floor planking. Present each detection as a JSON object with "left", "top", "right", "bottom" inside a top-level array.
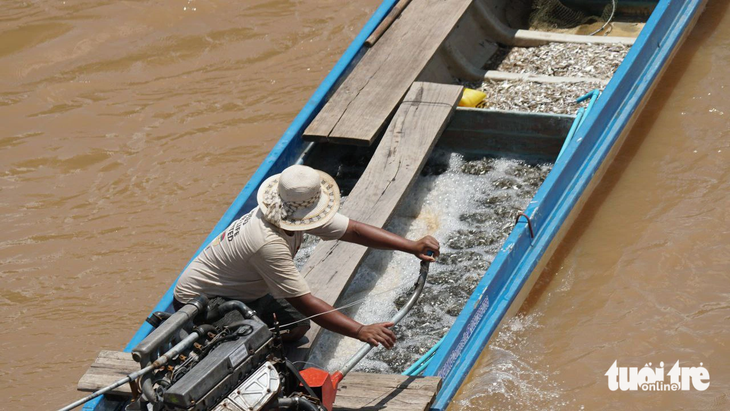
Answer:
[
  {"left": 306, "top": 107, "right": 573, "bottom": 185},
  {"left": 482, "top": 70, "right": 610, "bottom": 85},
  {"left": 289, "top": 82, "right": 464, "bottom": 361},
  {"left": 333, "top": 373, "right": 441, "bottom": 411}
]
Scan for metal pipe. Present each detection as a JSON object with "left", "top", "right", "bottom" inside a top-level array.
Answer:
[
  {"left": 58, "top": 364, "right": 155, "bottom": 411},
  {"left": 402, "top": 337, "right": 443, "bottom": 376},
  {"left": 332, "top": 256, "right": 432, "bottom": 386},
  {"left": 588, "top": 0, "right": 617, "bottom": 36},
  {"left": 558, "top": 89, "right": 601, "bottom": 161},
  {"left": 578, "top": 90, "right": 600, "bottom": 128},
  {"left": 58, "top": 331, "right": 203, "bottom": 411},
  {"left": 295, "top": 142, "right": 316, "bottom": 165},
  {"left": 557, "top": 108, "right": 584, "bottom": 161}
]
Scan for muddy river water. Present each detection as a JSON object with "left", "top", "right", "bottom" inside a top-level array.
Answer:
[{"left": 0, "top": 1, "right": 727, "bottom": 410}]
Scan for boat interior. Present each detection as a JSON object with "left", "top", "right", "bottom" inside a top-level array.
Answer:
[{"left": 291, "top": 0, "right": 657, "bottom": 367}]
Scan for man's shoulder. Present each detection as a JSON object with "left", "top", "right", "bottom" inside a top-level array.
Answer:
[
  {"left": 241, "top": 208, "right": 284, "bottom": 244},
  {"left": 305, "top": 212, "right": 350, "bottom": 240}
]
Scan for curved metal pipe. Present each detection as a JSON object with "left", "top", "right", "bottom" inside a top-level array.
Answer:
[
  {"left": 333, "top": 258, "right": 432, "bottom": 385},
  {"left": 140, "top": 374, "right": 157, "bottom": 405}
]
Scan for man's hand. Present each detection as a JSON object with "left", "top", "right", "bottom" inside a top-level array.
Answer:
[
  {"left": 341, "top": 220, "right": 440, "bottom": 263},
  {"left": 412, "top": 235, "right": 440, "bottom": 262},
  {"left": 357, "top": 322, "right": 396, "bottom": 349}
]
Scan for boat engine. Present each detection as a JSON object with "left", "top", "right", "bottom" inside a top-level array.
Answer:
[{"left": 127, "top": 296, "right": 327, "bottom": 411}]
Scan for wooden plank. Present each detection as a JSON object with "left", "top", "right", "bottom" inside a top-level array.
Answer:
[
  {"left": 78, "top": 371, "right": 133, "bottom": 396},
  {"left": 338, "top": 372, "right": 441, "bottom": 391},
  {"left": 334, "top": 395, "right": 431, "bottom": 409},
  {"left": 78, "top": 350, "right": 138, "bottom": 396},
  {"left": 303, "top": 0, "right": 472, "bottom": 145},
  {"left": 293, "top": 82, "right": 463, "bottom": 360},
  {"left": 513, "top": 29, "right": 636, "bottom": 45},
  {"left": 97, "top": 350, "right": 135, "bottom": 361},
  {"left": 334, "top": 373, "right": 441, "bottom": 411},
  {"left": 483, "top": 70, "right": 609, "bottom": 85}
]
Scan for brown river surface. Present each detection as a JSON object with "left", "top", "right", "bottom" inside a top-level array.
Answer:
[
  {"left": 1, "top": 1, "right": 728, "bottom": 410},
  {"left": 453, "top": 1, "right": 730, "bottom": 410}
]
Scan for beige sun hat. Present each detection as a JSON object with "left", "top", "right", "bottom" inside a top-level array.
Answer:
[{"left": 257, "top": 165, "right": 341, "bottom": 231}]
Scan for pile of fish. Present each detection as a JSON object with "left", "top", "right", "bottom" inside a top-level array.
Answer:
[
  {"left": 492, "top": 43, "right": 629, "bottom": 79},
  {"left": 473, "top": 43, "right": 629, "bottom": 114},
  {"left": 478, "top": 80, "right": 602, "bottom": 114}
]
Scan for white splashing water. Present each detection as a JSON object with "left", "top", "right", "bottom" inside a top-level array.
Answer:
[
  {"left": 454, "top": 313, "right": 578, "bottom": 411},
  {"left": 296, "top": 151, "right": 552, "bottom": 375}
]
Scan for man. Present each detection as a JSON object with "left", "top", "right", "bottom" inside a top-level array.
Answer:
[{"left": 174, "top": 165, "right": 439, "bottom": 349}]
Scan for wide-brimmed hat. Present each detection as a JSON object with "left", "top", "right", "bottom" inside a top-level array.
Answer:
[{"left": 257, "top": 165, "right": 341, "bottom": 231}]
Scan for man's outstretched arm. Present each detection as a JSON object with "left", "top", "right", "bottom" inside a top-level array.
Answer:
[
  {"left": 286, "top": 293, "right": 396, "bottom": 349},
  {"left": 339, "top": 219, "right": 440, "bottom": 261}
]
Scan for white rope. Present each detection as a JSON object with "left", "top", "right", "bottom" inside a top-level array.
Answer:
[{"left": 269, "top": 285, "right": 404, "bottom": 331}]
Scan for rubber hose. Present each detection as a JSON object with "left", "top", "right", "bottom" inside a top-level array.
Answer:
[{"left": 275, "top": 396, "right": 322, "bottom": 411}]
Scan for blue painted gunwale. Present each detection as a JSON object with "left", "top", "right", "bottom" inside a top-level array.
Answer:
[
  {"left": 83, "top": 1, "right": 400, "bottom": 409},
  {"left": 422, "top": 0, "right": 708, "bottom": 409}
]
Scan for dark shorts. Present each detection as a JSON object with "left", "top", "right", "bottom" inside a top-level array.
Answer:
[{"left": 173, "top": 294, "right": 309, "bottom": 331}]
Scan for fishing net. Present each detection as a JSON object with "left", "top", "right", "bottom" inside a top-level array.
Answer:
[{"left": 530, "top": 0, "right": 616, "bottom": 34}]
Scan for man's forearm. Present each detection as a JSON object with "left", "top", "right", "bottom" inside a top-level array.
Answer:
[
  {"left": 340, "top": 220, "right": 416, "bottom": 253},
  {"left": 286, "top": 294, "right": 362, "bottom": 338}
]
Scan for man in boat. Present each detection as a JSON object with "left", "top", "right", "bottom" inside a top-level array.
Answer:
[{"left": 174, "top": 165, "right": 439, "bottom": 349}]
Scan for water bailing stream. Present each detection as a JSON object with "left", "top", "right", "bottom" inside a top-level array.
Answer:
[{"left": 296, "top": 150, "right": 553, "bottom": 373}]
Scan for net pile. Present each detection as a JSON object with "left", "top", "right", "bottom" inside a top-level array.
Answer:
[{"left": 530, "top": 0, "right": 616, "bottom": 34}]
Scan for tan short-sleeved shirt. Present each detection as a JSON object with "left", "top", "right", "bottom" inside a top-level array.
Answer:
[{"left": 174, "top": 208, "right": 349, "bottom": 302}]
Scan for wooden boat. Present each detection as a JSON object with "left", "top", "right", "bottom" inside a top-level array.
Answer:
[{"left": 74, "top": 0, "right": 707, "bottom": 410}]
